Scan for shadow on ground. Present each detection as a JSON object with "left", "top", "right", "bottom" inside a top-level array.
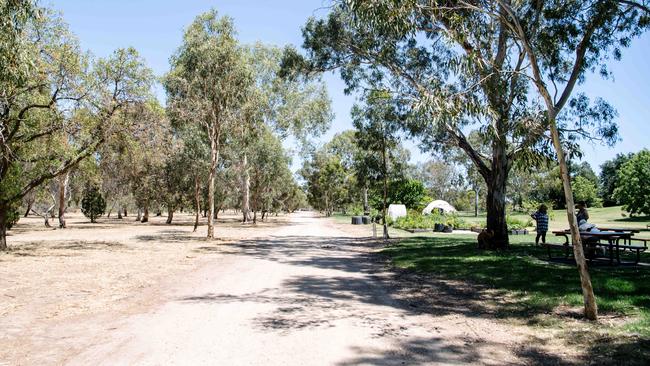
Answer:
[
  {"left": 179, "top": 232, "right": 650, "bottom": 364},
  {"left": 1, "top": 240, "right": 127, "bottom": 257}
]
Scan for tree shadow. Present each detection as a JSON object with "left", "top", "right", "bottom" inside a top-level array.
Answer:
[
  {"left": 578, "top": 334, "right": 650, "bottom": 365},
  {"left": 613, "top": 215, "right": 650, "bottom": 223},
  {"left": 200, "top": 232, "right": 649, "bottom": 364},
  {"left": 134, "top": 230, "right": 206, "bottom": 244},
  {"left": 334, "top": 336, "right": 527, "bottom": 365},
  {"left": 1, "top": 240, "right": 126, "bottom": 257},
  {"left": 50, "top": 240, "right": 126, "bottom": 250},
  {"left": 513, "top": 344, "right": 579, "bottom": 366}
]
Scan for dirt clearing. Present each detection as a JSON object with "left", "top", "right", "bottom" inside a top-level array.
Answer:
[{"left": 2, "top": 211, "right": 582, "bottom": 365}]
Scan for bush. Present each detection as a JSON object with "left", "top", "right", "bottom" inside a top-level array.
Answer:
[
  {"left": 391, "top": 211, "right": 470, "bottom": 230},
  {"left": 444, "top": 214, "right": 470, "bottom": 230},
  {"left": 614, "top": 150, "right": 650, "bottom": 216},
  {"left": 573, "top": 176, "right": 602, "bottom": 208},
  {"left": 81, "top": 186, "right": 106, "bottom": 223},
  {"left": 506, "top": 216, "right": 532, "bottom": 230},
  {"left": 388, "top": 179, "right": 427, "bottom": 209},
  {"left": 349, "top": 205, "right": 364, "bottom": 216},
  {"left": 392, "top": 212, "right": 443, "bottom": 230}
]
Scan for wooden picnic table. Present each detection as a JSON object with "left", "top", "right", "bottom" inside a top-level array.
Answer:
[
  {"left": 548, "top": 230, "right": 647, "bottom": 264},
  {"left": 595, "top": 227, "right": 641, "bottom": 233}
]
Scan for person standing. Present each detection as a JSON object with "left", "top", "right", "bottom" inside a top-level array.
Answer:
[{"left": 531, "top": 204, "right": 549, "bottom": 245}]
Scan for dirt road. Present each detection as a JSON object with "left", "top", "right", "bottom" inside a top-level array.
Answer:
[{"left": 59, "top": 212, "right": 530, "bottom": 366}]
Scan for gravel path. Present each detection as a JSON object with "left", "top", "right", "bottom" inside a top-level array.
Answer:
[{"left": 62, "top": 212, "right": 527, "bottom": 365}]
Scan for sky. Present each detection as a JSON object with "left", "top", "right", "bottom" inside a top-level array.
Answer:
[{"left": 48, "top": 0, "right": 650, "bottom": 174}]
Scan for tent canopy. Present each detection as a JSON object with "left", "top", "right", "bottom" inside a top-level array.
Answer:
[
  {"left": 388, "top": 204, "right": 407, "bottom": 220},
  {"left": 422, "top": 200, "right": 456, "bottom": 215}
]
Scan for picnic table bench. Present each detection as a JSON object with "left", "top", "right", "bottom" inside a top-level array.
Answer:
[{"left": 546, "top": 230, "right": 648, "bottom": 264}]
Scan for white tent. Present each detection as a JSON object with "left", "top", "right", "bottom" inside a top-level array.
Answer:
[
  {"left": 387, "top": 204, "right": 407, "bottom": 220},
  {"left": 422, "top": 200, "right": 456, "bottom": 215}
]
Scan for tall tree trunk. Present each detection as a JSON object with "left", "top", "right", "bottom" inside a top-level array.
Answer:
[
  {"left": 485, "top": 140, "right": 509, "bottom": 248},
  {"left": 117, "top": 206, "right": 123, "bottom": 219},
  {"left": 241, "top": 153, "right": 251, "bottom": 223},
  {"left": 44, "top": 211, "right": 51, "bottom": 227},
  {"left": 381, "top": 136, "right": 389, "bottom": 239},
  {"left": 123, "top": 207, "right": 127, "bottom": 217},
  {"left": 136, "top": 208, "right": 142, "bottom": 222},
  {"left": 549, "top": 118, "right": 598, "bottom": 320},
  {"left": 474, "top": 186, "right": 479, "bottom": 217},
  {"left": 363, "top": 185, "right": 369, "bottom": 214},
  {"left": 107, "top": 203, "right": 113, "bottom": 218},
  {"left": 324, "top": 194, "right": 330, "bottom": 217},
  {"left": 141, "top": 206, "right": 149, "bottom": 223},
  {"left": 207, "top": 135, "right": 218, "bottom": 239},
  {"left": 0, "top": 203, "right": 8, "bottom": 251},
  {"left": 24, "top": 198, "right": 33, "bottom": 217},
  {"left": 486, "top": 177, "right": 509, "bottom": 249},
  {"left": 214, "top": 204, "right": 221, "bottom": 220},
  {"left": 193, "top": 175, "right": 200, "bottom": 232},
  {"left": 43, "top": 198, "right": 56, "bottom": 227},
  {"left": 166, "top": 206, "right": 174, "bottom": 224}
]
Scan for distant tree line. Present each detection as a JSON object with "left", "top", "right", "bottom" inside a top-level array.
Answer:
[{"left": 1, "top": 3, "right": 332, "bottom": 249}]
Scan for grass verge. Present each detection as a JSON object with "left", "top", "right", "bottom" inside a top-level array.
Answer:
[{"left": 382, "top": 234, "right": 650, "bottom": 336}]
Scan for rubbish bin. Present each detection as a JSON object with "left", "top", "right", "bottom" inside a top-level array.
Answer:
[
  {"left": 361, "top": 216, "right": 371, "bottom": 225},
  {"left": 351, "top": 216, "right": 363, "bottom": 225}
]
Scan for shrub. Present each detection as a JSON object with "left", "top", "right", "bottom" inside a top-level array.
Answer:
[
  {"left": 392, "top": 212, "right": 443, "bottom": 230},
  {"left": 444, "top": 214, "right": 470, "bottom": 230},
  {"left": 388, "top": 179, "right": 427, "bottom": 209},
  {"left": 573, "top": 176, "right": 602, "bottom": 208},
  {"left": 81, "top": 186, "right": 106, "bottom": 223},
  {"left": 506, "top": 216, "right": 532, "bottom": 230},
  {"left": 614, "top": 150, "right": 650, "bottom": 216},
  {"left": 391, "top": 211, "right": 470, "bottom": 230}
]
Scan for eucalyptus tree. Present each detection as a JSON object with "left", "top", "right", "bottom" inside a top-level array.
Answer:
[
  {"left": 301, "top": 151, "right": 350, "bottom": 217},
  {"left": 248, "top": 126, "right": 293, "bottom": 222},
  {"left": 352, "top": 90, "right": 404, "bottom": 238},
  {"left": 0, "top": 3, "right": 153, "bottom": 249},
  {"left": 600, "top": 153, "right": 633, "bottom": 206},
  {"left": 120, "top": 100, "right": 170, "bottom": 223},
  {"left": 341, "top": 0, "right": 648, "bottom": 320},
  {"left": 471, "top": 0, "right": 649, "bottom": 321},
  {"left": 614, "top": 150, "right": 650, "bottom": 216},
  {"left": 236, "top": 44, "right": 332, "bottom": 222},
  {"left": 166, "top": 10, "right": 253, "bottom": 238},
  {"left": 282, "top": 2, "right": 559, "bottom": 248},
  {"left": 325, "top": 130, "right": 370, "bottom": 212}
]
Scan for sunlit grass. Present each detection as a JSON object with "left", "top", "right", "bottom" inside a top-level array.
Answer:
[{"left": 382, "top": 234, "right": 650, "bottom": 336}]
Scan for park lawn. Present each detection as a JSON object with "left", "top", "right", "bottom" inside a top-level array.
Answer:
[
  {"left": 335, "top": 205, "right": 650, "bottom": 232},
  {"left": 458, "top": 205, "right": 650, "bottom": 231},
  {"left": 382, "top": 233, "right": 650, "bottom": 338}
]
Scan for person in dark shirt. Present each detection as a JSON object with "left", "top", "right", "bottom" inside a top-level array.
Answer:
[
  {"left": 531, "top": 204, "right": 549, "bottom": 245},
  {"left": 576, "top": 202, "right": 589, "bottom": 223}
]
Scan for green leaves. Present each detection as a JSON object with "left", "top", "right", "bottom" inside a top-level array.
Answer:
[
  {"left": 165, "top": 9, "right": 251, "bottom": 132},
  {"left": 81, "top": 185, "right": 106, "bottom": 223},
  {"left": 614, "top": 149, "right": 650, "bottom": 215},
  {"left": 0, "top": 1, "right": 154, "bottom": 218}
]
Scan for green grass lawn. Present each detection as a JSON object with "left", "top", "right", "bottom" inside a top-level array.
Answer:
[
  {"left": 336, "top": 205, "right": 650, "bottom": 232},
  {"left": 458, "top": 205, "right": 650, "bottom": 232},
  {"left": 382, "top": 234, "right": 650, "bottom": 338}
]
